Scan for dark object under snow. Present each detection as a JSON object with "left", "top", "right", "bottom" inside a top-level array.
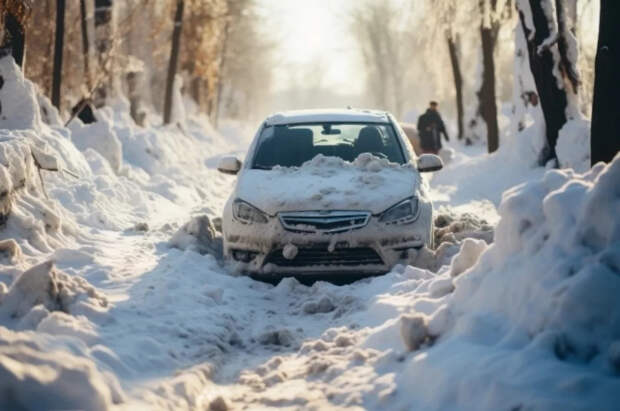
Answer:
[
  {"left": 591, "top": 0, "right": 620, "bottom": 165},
  {"left": 71, "top": 99, "right": 97, "bottom": 124}
]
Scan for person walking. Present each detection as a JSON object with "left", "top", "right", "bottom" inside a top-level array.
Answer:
[{"left": 417, "top": 101, "right": 450, "bottom": 154}]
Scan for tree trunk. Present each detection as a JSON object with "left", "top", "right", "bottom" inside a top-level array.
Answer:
[
  {"left": 51, "top": 0, "right": 66, "bottom": 110},
  {"left": 477, "top": 19, "right": 499, "bottom": 153},
  {"left": 190, "top": 76, "right": 202, "bottom": 110},
  {"left": 555, "top": 0, "right": 580, "bottom": 94},
  {"left": 163, "top": 0, "right": 184, "bottom": 125},
  {"left": 4, "top": 13, "right": 26, "bottom": 67},
  {"left": 79, "top": 0, "right": 93, "bottom": 90},
  {"left": 518, "top": 2, "right": 568, "bottom": 165},
  {"left": 127, "top": 71, "right": 144, "bottom": 126},
  {"left": 93, "top": 0, "right": 113, "bottom": 106},
  {"left": 591, "top": 0, "right": 620, "bottom": 165},
  {"left": 213, "top": 20, "right": 230, "bottom": 128},
  {"left": 447, "top": 34, "right": 464, "bottom": 140}
]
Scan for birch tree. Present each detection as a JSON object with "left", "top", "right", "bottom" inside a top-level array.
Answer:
[{"left": 516, "top": 0, "right": 582, "bottom": 165}]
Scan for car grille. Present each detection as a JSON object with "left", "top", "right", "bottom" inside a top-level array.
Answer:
[
  {"left": 279, "top": 211, "right": 371, "bottom": 234},
  {"left": 265, "top": 247, "right": 384, "bottom": 267}
]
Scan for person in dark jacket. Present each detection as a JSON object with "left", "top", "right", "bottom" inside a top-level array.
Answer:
[{"left": 417, "top": 101, "right": 449, "bottom": 154}]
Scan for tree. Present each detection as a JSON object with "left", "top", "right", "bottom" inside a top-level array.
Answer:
[
  {"left": 423, "top": 0, "right": 467, "bottom": 139},
  {"left": 79, "top": 0, "right": 93, "bottom": 90},
  {"left": 93, "top": 0, "right": 113, "bottom": 106},
  {"left": 163, "top": 0, "right": 184, "bottom": 125},
  {"left": 51, "top": 0, "right": 65, "bottom": 109},
  {"left": 446, "top": 33, "right": 464, "bottom": 139},
  {"left": 516, "top": 0, "right": 581, "bottom": 165},
  {"left": 351, "top": 1, "right": 413, "bottom": 117},
  {"left": 0, "top": 0, "right": 31, "bottom": 67},
  {"left": 472, "top": 0, "right": 501, "bottom": 153},
  {"left": 591, "top": 0, "right": 620, "bottom": 164}
]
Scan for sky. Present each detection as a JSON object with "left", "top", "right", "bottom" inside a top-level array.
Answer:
[{"left": 255, "top": 0, "right": 363, "bottom": 93}]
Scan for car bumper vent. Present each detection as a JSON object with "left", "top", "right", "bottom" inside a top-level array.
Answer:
[{"left": 265, "top": 247, "right": 384, "bottom": 267}]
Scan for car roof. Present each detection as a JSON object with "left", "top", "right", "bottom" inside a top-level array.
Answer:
[{"left": 264, "top": 108, "right": 391, "bottom": 126}]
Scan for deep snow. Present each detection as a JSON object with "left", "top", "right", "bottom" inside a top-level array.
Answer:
[{"left": 1, "top": 55, "right": 617, "bottom": 410}]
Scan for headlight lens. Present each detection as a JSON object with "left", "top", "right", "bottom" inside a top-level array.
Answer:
[
  {"left": 233, "top": 199, "right": 269, "bottom": 224},
  {"left": 379, "top": 198, "right": 419, "bottom": 224}
]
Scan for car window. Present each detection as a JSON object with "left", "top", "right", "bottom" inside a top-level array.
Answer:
[{"left": 252, "top": 122, "right": 405, "bottom": 169}]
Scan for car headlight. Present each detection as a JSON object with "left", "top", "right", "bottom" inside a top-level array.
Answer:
[
  {"left": 379, "top": 198, "right": 419, "bottom": 224},
  {"left": 233, "top": 199, "right": 269, "bottom": 224}
]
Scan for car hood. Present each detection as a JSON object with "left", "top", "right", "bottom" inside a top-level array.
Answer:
[{"left": 234, "top": 154, "right": 419, "bottom": 215}]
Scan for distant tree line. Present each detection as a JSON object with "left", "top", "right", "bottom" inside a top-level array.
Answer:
[{"left": 0, "top": 0, "right": 272, "bottom": 126}]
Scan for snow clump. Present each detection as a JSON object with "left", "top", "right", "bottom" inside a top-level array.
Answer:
[
  {"left": 556, "top": 118, "right": 590, "bottom": 172},
  {"left": 170, "top": 215, "right": 223, "bottom": 257},
  {"left": 0, "top": 327, "right": 123, "bottom": 411},
  {"left": 0, "top": 260, "right": 107, "bottom": 324}
]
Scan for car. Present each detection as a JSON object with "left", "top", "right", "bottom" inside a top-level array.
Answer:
[{"left": 217, "top": 109, "right": 443, "bottom": 281}]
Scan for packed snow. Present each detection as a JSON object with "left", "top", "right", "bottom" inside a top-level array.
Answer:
[
  {"left": 1, "top": 54, "right": 617, "bottom": 411},
  {"left": 236, "top": 153, "right": 422, "bottom": 214}
]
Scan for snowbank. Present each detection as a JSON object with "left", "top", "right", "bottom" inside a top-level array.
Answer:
[
  {"left": 0, "top": 327, "right": 123, "bottom": 411},
  {"left": 388, "top": 153, "right": 620, "bottom": 410},
  {"left": 0, "top": 56, "right": 237, "bottom": 408},
  {"left": 394, "top": 155, "right": 620, "bottom": 408},
  {"left": 226, "top": 154, "right": 620, "bottom": 410}
]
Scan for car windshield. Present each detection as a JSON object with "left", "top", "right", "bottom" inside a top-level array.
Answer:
[{"left": 252, "top": 122, "right": 405, "bottom": 169}]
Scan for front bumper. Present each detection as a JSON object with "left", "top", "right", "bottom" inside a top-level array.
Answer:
[{"left": 222, "top": 203, "right": 433, "bottom": 277}]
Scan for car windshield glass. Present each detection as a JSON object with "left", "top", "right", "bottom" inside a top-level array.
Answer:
[{"left": 252, "top": 122, "right": 405, "bottom": 169}]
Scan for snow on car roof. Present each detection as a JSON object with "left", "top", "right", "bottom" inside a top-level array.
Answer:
[{"left": 265, "top": 108, "right": 391, "bottom": 126}]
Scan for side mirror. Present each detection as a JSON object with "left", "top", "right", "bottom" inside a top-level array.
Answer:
[
  {"left": 217, "top": 156, "right": 242, "bottom": 175},
  {"left": 417, "top": 154, "right": 443, "bottom": 173}
]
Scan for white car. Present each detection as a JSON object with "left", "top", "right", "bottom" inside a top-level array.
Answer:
[{"left": 217, "top": 109, "right": 443, "bottom": 280}]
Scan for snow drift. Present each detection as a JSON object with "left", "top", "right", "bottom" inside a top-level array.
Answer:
[
  {"left": 227, "top": 154, "right": 620, "bottom": 410},
  {"left": 0, "top": 56, "right": 239, "bottom": 409},
  {"left": 0, "top": 327, "right": 123, "bottom": 411},
  {"left": 383, "top": 154, "right": 620, "bottom": 409},
  {"left": 236, "top": 153, "right": 422, "bottom": 214}
]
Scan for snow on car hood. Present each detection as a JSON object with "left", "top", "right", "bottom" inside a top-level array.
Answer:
[{"left": 235, "top": 154, "right": 419, "bottom": 215}]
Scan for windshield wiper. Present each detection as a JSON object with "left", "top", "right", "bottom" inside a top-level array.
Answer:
[{"left": 253, "top": 164, "right": 274, "bottom": 170}]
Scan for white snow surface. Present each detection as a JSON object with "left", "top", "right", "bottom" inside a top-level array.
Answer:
[
  {"left": 1, "top": 55, "right": 617, "bottom": 410},
  {"left": 237, "top": 153, "right": 420, "bottom": 214},
  {"left": 556, "top": 118, "right": 591, "bottom": 172}
]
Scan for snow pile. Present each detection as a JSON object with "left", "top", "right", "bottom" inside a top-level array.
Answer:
[
  {"left": 0, "top": 57, "right": 43, "bottom": 131},
  {"left": 556, "top": 118, "right": 591, "bottom": 172},
  {"left": 0, "top": 327, "right": 123, "bottom": 411},
  {"left": 390, "top": 155, "right": 620, "bottom": 408},
  {"left": 225, "top": 155, "right": 620, "bottom": 410},
  {"left": 0, "top": 56, "right": 241, "bottom": 408},
  {"left": 69, "top": 111, "right": 124, "bottom": 173},
  {"left": 237, "top": 153, "right": 421, "bottom": 214},
  {"left": 0, "top": 260, "right": 107, "bottom": 320},
  {"left": 169, "top": 215, "right": 222, "bottom": 257},
  {"left": 0, "top": 134, "right": 35, "bottom": 221},
  {"left": 0, "top": 131, "right": 78, "bottom": 255}
]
